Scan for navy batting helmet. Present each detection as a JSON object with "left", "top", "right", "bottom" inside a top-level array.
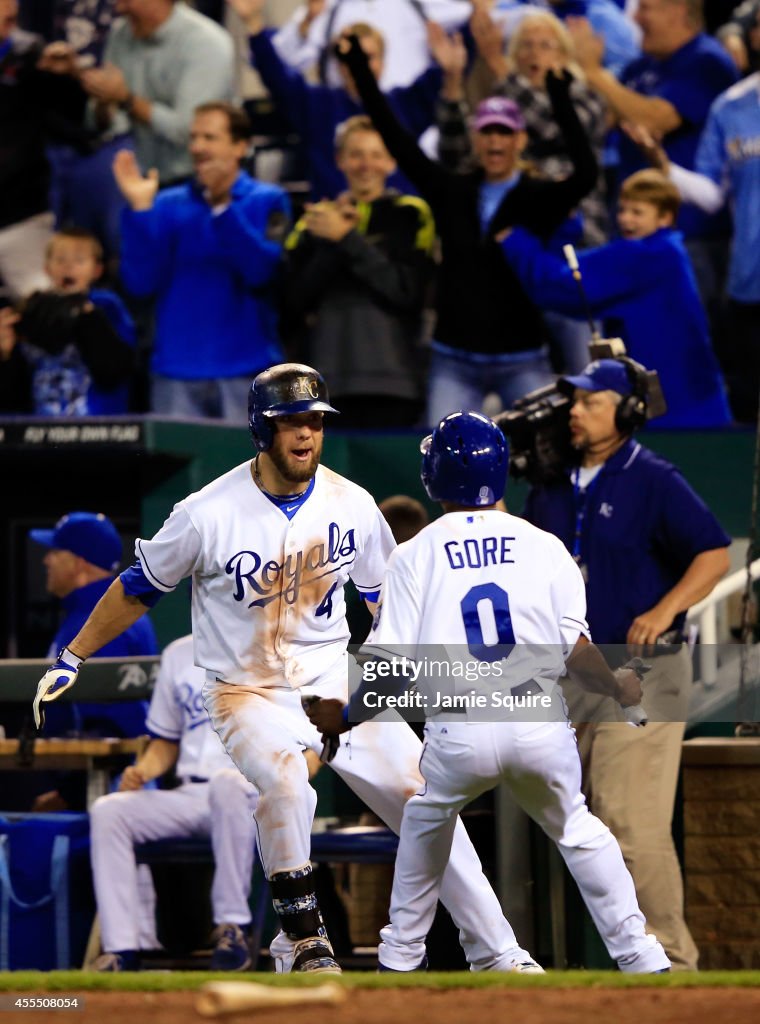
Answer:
[
  {"left": 248, "top": 363, "right": 339, "bottom": 451},
  {"left": 421, "top": 411, "right": 508, "bottom": 507}
]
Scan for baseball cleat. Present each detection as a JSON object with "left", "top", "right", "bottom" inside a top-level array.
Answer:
[
  {"left": 509, "top": 959, "right": 545, "bottom": 974},
  {"left": 495, "top": 949, "right": 545, "bottom": 974},
  {"left": 210, "top": 923, "right": 252, "bottom": 971},
  {"left": 292, "top": 936, "right": 342, "bottom": 974}
]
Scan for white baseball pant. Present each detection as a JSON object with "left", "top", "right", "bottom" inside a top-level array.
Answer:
[
  {"left": 90, "top": 769, "right": 258, "bottom": 952},
  {"left": 379, "top": 718, "right": 671, "bottom": 972}
]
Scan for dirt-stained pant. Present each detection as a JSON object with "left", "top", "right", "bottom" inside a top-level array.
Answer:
[{"left": 203, "top": 658, "right": 533, "bottom": 972}]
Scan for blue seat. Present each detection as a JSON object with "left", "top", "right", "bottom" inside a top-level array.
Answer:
[{"left": 311, "top": 826, "right": 398, "bottom": 864}]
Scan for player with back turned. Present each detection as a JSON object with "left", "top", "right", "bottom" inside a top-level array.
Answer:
[
  {"left": 33, "top": 362, "right": 545, "bottom": 976},
  {"left": 307, "top": 410, "right": 671, "bottom": 973}
]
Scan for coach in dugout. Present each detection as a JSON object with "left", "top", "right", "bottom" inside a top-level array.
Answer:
[{"left": 522, "top": 358, "right": 730, "bottom": 970}]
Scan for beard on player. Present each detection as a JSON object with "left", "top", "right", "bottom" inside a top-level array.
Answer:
[{"left": 268, "top": 429, "right": 324, "bottom": 485}]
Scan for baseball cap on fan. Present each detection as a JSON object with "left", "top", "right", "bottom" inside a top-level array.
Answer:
[
  {"left": 560, "top": 359, "right": 634, "bottom": 397},
  {"left": 472, "top": 96, "right": 526, "bottom": 133},
  {"left": 29, "top": 512, "right": 123, "bottom": 573}
]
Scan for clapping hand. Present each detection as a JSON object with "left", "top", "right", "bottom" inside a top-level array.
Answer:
[
  {"left": 304, "top": 200, "right": 355, "bottom": 242},
  {"left": 112, "top": 149, "right": 159, "bottom": 211},
  {"left": 37, "top": 41, "right": 80, "bottom": 76},
  {"left": 565, "top": 17, "right": 604, "bottom": 73},
  {"left": 226, "top": 0, "right": 267, "bottom": 35}
]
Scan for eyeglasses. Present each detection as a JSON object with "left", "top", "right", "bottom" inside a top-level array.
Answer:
[{"left": 516, "top": 39, "right": 562, "bottom": 53}]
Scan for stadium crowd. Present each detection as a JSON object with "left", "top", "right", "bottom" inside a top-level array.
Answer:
[
  {"left": 1, "top": 0, "right": 758, "bottom": 426},
  {"left": 1, "top": 0, "right": 752, "bottom": 978}
]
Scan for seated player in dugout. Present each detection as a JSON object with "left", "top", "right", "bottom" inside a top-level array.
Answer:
[{"left": 33, "top": 362, "right": 548, "bottom": 976}]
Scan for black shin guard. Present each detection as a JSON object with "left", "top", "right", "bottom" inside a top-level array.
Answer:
[{"left": 269, "top": 864, "right": 327, "bottom": 941}]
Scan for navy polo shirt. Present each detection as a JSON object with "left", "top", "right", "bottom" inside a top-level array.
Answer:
[{"left": 523, "top": 440, "right": 730, "bottom": 644}]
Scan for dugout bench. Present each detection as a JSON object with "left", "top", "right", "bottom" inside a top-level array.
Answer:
[{"left": 131, "top": 825, "right": 399, "bottom": 970}]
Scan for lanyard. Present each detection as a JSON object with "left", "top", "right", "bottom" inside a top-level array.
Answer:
[{"left": 571, "top": 467, "right": 603, "bottom": 571}]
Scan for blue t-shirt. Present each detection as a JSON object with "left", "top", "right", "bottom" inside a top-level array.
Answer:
[
  {"left": 695, "top": 74, "right": 760, "bottom": 303},
  {"left": 523, "top": 440, "right": 731, "bottom": 644},
  {"left": 619, "top": 33, "right": 738, "bottom": 237},
  {"left": 478, "top": 172, "right": 520, "bottom": 234}
]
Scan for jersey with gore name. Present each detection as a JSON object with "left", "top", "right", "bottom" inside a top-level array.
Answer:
[{"left": 363, "top": 509, "right": 589, "bottom": 698}]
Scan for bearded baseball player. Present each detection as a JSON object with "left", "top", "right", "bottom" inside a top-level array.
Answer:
[
  {"left": 34, "top": 363, "right": 543, "bottom": 975},
  {"left": 307, "top": 411, "right": 671, "bottom": 973}
]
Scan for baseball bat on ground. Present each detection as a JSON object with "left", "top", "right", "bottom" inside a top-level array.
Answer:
[{"left": 196, "top": 980, "right": 346, "bottom": 1017}]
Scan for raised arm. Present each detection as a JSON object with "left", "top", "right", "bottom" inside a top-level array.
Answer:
[
  {"left": 229, "top": 0, "right": 314, "bottom": 136},
  {"left": 566, "top": 17, "right": 681, "bottom": 136},
  {"left": 522, "top": 70, "right": 599, "bottom": 235},
  {"left": 338, "top": 35, "right": 450, "bottom": 206}
]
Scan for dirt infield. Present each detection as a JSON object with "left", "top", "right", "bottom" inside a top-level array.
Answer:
[{"left": 6, "top": 987, "right": 760, "bottom": 1024}]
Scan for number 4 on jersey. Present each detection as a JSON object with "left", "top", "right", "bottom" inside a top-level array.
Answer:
[{"left": 315, "top": 581, "right": 339, "bottom": 619}]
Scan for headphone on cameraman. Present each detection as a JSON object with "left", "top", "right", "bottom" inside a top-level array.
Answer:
[{"left": 614, "top": 357, "right": 650, "bottom": 434}]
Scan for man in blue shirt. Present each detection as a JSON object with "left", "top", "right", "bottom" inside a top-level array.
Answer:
[
  {"left": 114, "top": 101, "right": 290, "bottom": 420},
  {"left": 29, "top": 510, "right": 158, "bottom": 811},
  {"left": 523, "top": 358, "right": 730, "bottom": 970},
  {"left": 567, "top": 0, "right": 737, "bottom": 233}
]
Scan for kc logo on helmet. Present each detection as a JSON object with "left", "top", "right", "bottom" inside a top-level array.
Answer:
[{"left": 292, "top": 377, "right": 319, "bottom": 400}]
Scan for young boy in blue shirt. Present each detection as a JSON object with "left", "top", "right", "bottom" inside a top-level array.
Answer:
[
  {"left": 500, "top": 169, "right": 731, "bottom": 428},
  {"left": 0, "top": 227, "right": 135, "bottom": 415}
]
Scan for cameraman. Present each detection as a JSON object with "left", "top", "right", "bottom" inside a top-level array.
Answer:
[{"left": 522, "top": 357, "right": 730, "bottom": 971}]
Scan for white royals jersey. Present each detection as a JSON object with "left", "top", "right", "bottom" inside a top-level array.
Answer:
[
  {"left": 363, "top": 509, "right": 590, "bottom": 700},
  {"left": 136, "top": 462, "right": 395, "bottom": 688},
  {"left": 145, "top": 635, "right": 234, "bottom": 780}
]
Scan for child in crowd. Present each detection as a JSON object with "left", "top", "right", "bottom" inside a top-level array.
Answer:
[
  {"left": 0, "top": 227, "right": 135, "bottom": 415},
  {"left": 499, "top": 170, "right": 732, "bottom": 428}
]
